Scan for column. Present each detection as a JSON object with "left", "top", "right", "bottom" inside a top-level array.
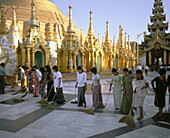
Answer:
[
  {"left": 32, "top": 51, "right": 35, "bottom": 67},
  {"left": 81, "top": 55, "right": 84, "bottom": 70},
  {"left": 163, "top": 50, "right": 167, "bottom": 65},
  {"left": 148, "top": 51, "right": 151, "bottom": 65},
  {"left": 26, "top": 48, "right": 30, "bottom": 67},
  {"left": 73, "top": 54, "right": 76, "bottom": 70}
]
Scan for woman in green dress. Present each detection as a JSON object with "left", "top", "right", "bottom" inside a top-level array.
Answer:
[{"left": 120, "top": 68, "right": 135, "bottom": 114}]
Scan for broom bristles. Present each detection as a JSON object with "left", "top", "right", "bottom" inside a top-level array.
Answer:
[
  {"left": 83, "top": 109, "right": 95, "bottom": 115},
  {"left": 98, "top": 102, "right": 105, "bottom": 109},
  {"left": 119, "top": 114, "right": 136, "bottom": 127}
]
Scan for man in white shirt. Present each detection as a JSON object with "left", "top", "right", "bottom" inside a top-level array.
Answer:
[
  {"left": 137, "top": 64, "right": 142, "bottom": 70},
  {"left": 52, "top": 66, "right": 65, "bottom": 104}
]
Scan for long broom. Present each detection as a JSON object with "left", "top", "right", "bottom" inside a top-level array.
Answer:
[
  {"left": 10, "top": 82, "right": 18, "bottom": 89},
  {"left": 41, "top": 88, "right": 60, "bottom": 110},
  {"left": 152, "top": 93, "right": 170, "bottom": 123},
  {"left": 12, "top": 87, "right": 27, "bottom": 95},
  {"left": 36, "top": 86, "right": 54, "bottom": 105},
  {"left": 119, "top": 95, "right": 136, "bottom": 127},
  {"left": 71, "top": 88, "right": 78, "bottom": 104}
]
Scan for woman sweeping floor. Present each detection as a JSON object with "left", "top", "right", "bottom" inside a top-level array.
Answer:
[
  {"left": 91, "top": 67, "right": 103, "bottom": 109},
  {"left": 120, "top": 68, "right": 135, "bottom": 114},
  {"left": 45, "top": 65, "right": 55, "bottom": 102},
  {"left": 109, "top": 68, "right": 122, "bottom": 110},
  {"left": 151, "top": 69, "right": 167, "bottom": 116},
  {"left": 52, "top": 66, "right": 65, "bottom": 104},
  {"left": 32, "top": 70, "right": 40, "bottom": 97},
  {"left": 75, "top": 66, "right": 87, "bottom": 107}
]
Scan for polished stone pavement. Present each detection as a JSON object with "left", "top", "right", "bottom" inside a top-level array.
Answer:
[{"left": 0, "top": 71, "right": 169, "bottom": 138}]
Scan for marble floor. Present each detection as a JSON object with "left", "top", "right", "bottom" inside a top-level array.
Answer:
[{"left": 0, "top": 71, "right": 169, "bottom": 138}]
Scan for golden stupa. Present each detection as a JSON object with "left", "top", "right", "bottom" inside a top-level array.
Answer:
[{"left": 0, "top": 0, "right": 86, "bottom": 39}]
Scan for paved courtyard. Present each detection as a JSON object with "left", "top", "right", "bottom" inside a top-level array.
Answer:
[{"left": 0, "top": 71, "right": 169, "bottom": 138}]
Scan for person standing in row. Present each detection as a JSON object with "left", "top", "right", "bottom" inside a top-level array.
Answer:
[
  {"left": 120, "top": 68, "right": 135, "bottom": 114},
  {"left": 91, "top": 67, "right": 103, "bottom": 109},
  {"left": 109, "top": 68, "right": 122, "bottom": 110},
  {"left": 151, "top": 69, "right": 167, "bottom": 116},
  {"left": 32, "top": 70, "right": 40, "bottom": 97},
  {"left": 75, "top": 66, "right": 87, "bottom": 107},
  {"left": 53, "top": 66, "right": 65, "bottom": 104},
  {"left": 33, "top": 65, "right": 42, "bottom": 83},
  {"left": 167, "top": 74, "right": 170, "bottom": 103},
  {"left": 0, "top": 63, "right": 7, "bottom": 94},
  {"left": 26, "top": 67, "right": 34, "bottom": 93},
  {"left": 39, "top": 67, "right": 47, "bottom": 100},
  {"left": 144, "top": 65, "right": 149, "bottom": 76},
  {"left": 45, "top": 65, "right": 55, "bottom": 102},
  {"left": 18, "top": 65, "right": 27, "bottom": 89},
  {"left": 134, "top": 70, "right": 149, "bottom": 120}
]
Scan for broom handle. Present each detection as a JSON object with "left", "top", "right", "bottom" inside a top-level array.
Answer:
[
  {"left": 47, "top": 86, "right": 54, "bottom": 100},
  {"left": 51, "top": 88, "right": 60, "bottom": 102},
  {"left": 104, "top": 90, "right": 111, "bottom": 107}
]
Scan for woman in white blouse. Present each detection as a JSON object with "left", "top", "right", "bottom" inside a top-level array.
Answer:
[
  {"left": 91, "top": 67, "right": 103, "bottom": 109},
  {"left": 75, "top": 66, "right": 87, "bottom": 107}
]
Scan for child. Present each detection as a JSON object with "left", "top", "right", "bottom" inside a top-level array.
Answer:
[
  {"left": 151, "top": 69, "right": 167, "bottom": 116},
  {"left": 134, "top": 70, "right": 149, "bottom": 120},
  {"left": 75, "top": 66, "right": 87, "bottom": 107},
  {"left": 52, "top": 66, "right": 65, "bottom": 104},
  {"left": 109, "top": 68, "right": 122, "bottom": 110},
  {"left": 91, "top": 67, "right": 103, "bottom": 109},
  {"left": 40, "top": 67, "right": 47, "bottom": 100}
]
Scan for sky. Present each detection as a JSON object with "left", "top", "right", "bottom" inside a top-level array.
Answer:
[{"left": 53, "top": 0, "right": 170, "bottom": 44}]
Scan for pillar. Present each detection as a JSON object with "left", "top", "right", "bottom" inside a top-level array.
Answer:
[
  {"left": 148, "top": 51, "right": 151, "bottom": 65},
  {"left": 32, "top": 51, "right": 35, "bottom": 67},
  {"left": 163, "top": 50, "right": 167, "bottom": 65},
  {"left": 73, "top": 54, "right": 76, "bottom": 70},
  {"left": 26, "top": 48, "right": 30, "bottom": 67},
  {"left": 81, "top": 55, "right": 84, "bottom": 70}
]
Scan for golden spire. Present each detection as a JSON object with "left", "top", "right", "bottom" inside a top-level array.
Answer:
[
  {"left": 105, "top": 21, "right": 111, "bottom": 42},
  {"left": 88, "top": 10, "right": 94, "bottom": 36},
  {"left": 128, "top": 35, "right": 131, "bottom": 51},
  {"left": 29, "top": 0, "right": 39, "bottom": 28},
  {"left": 11, "top": 6, "right": 18, "bottom": 32},
  {"left": 67, "top": 4, "right": 74, "bottom": 33},
  {"left": 48, "top": 18, "right": 53, "bottom": 41},
  {"left": 124, "top": 32, "right": 128, "bottom": 49},
  {"left": 102, "top": 36, "right": 105, "bottom": 45},
  {"left": 80, "top": 28, "right": 83, "bottom": 46},
  {"left": 113, "top": 36, "right": 116, "bottom": 50},
  {"left": 0, "top": 5, "right": 9, "bottom": 34},
  {"left": 118, "top": 25, "right": 124, "bottom": 48},
  {"left": 97, "top": 33, "right": 100, "bottom": 44}
]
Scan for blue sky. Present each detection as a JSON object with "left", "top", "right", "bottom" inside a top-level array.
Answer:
[{"left": 53, "top": 0, "right": 170, "bottom": 43}]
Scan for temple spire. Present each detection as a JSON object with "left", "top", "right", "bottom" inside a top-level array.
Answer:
[
  {"left": 124, "top": 32, "right": 128, "bottom": 49},
  {"left": 10, "top": 6, "right": 18, "bottom": 32},
  {"left": 80, "top": 28, "right": 83, "bottom": 46},
  {"left": 118, "top": 25, "right": 124, "bottom": 48},
  {"left": 113, "top": 36, "right": 116, "bottom": 50},
  {"left": 105, "top": 21, "right": 110, "bottom": 42},
  {"left": 0, "top": 5, "right": 9, "bottom": 34},
  {"left": 148, "top": 0, "right": 168, "bottom": 34},
  {"left": 88, "top": 10, "right": 94, "bottom": 36},
  {"left": 67, "top": 4, "right": 74, "bottom": 33},
  {"left": 97, "top": 33, "right": 100, "bottom": 44},
  {"left": 29, "top": 0, "right": 39, "bottom": 28},
  {"left": 48, "top": 18, "right": 53, "bottom": 41},
  {"left": 128, "top": 35, "right": 131, "bottom": 51}
]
